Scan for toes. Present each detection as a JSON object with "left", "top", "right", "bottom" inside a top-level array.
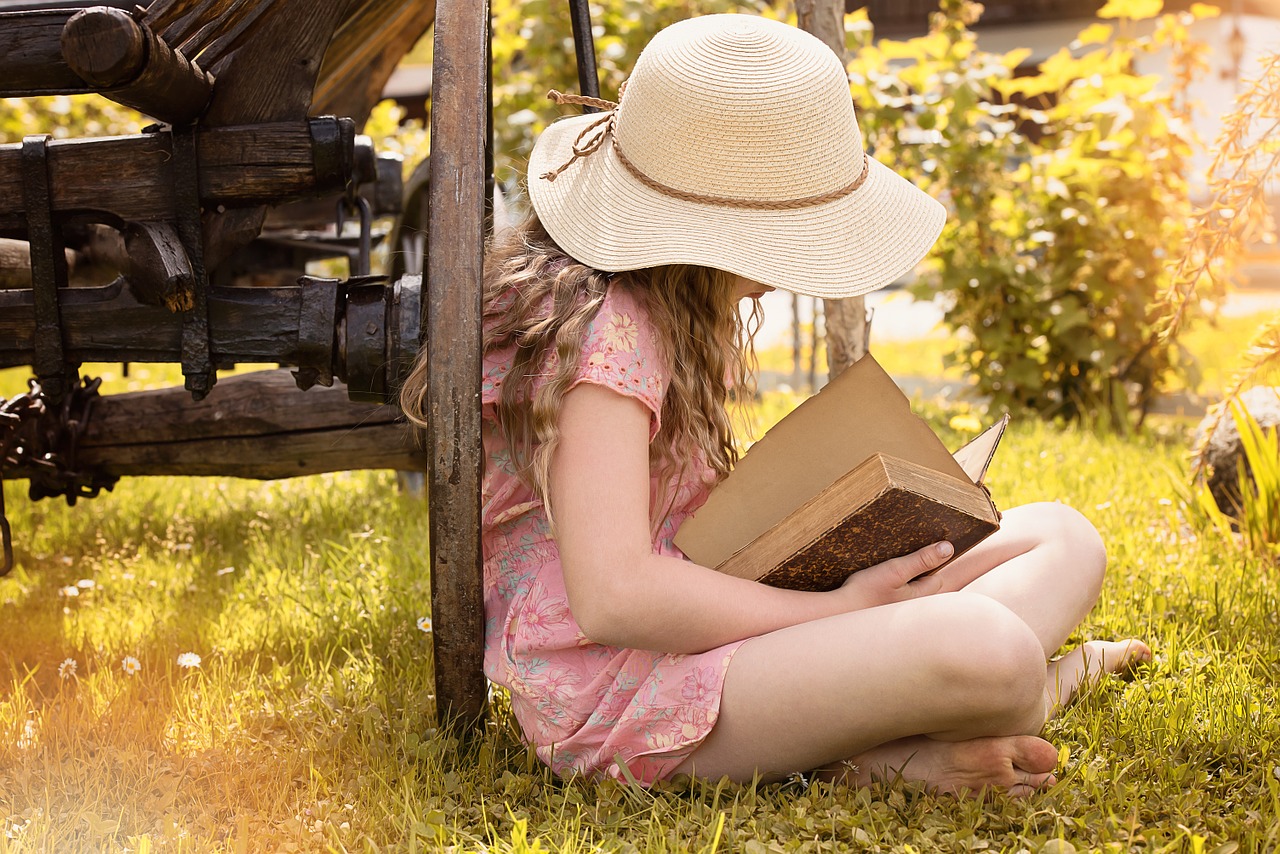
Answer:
[{"left": 1010, "top": 735, "right": 1059, "bottom": 775}]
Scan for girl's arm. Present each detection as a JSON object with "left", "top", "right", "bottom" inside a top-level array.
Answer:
[{"left": 551, "top": 384, "right": 963, "bottom": 654}]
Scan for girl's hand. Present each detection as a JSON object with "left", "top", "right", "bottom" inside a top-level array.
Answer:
[{"left": 836, "top": 542, "right": 958, "bottom": 611}]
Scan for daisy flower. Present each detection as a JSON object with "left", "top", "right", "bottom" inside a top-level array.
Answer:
[
  {"left": 121, "top": 656, "right": 141, "bottom": 675},
  {"left": 416, "top": 616, "right": 433, "bottom": 633},
  {"left": 176, "top": 652, "right": 202, "bottom": 669},
  {"left": 58, "top": 658, "right": 77, "bottom": 680}
]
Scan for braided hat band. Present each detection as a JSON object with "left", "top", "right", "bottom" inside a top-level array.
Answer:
[
  {"left": 541, "top": 90, "right": 871, "bottom": 210},
  {"left": 527, "top": 15, "right": 946, "bottom": 300}
]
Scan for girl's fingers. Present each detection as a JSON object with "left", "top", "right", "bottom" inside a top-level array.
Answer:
[{"left": 891, "top": 541, "right": 953, "bottom": 586}]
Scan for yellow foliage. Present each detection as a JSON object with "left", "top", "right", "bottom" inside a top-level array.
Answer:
[
  {"left": 1098, "top": 0, "right": 1164, "bottom": 20},
  {"left": 1074, "top": 22, "right": 1115, "bottom": 47}
]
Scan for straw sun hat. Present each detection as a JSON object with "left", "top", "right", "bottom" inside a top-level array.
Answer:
[{"left": 527, "top": 14, "right": 946, "bottom": 299}]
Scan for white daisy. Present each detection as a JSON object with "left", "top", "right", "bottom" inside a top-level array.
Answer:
[
  {"left": 176, "top": 652, "right": 202, "bottom": 669},
  {"left": 121, "top": 656, "right": 141, "bottom": 675},
  {"left": 416, "top": 616, "right": 433, "bottom": 633},
  {"left": 57, "top": 658, "right": 77, "bottom": 680}
]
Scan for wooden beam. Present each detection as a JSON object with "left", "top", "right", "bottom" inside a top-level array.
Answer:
[
  {"left": 0, "top": 369, "right": 420, "bottom": 480},
  {"left": 0, "top": 9, "right": 91, "bottom": 96},
  {"left": 426, "top": 0, "right": 489, "bottom": 732},
  {"left": 0, "top": 279, "right": 311, "bottom": 366},
  {"left": 60, "top": 6, "right": 216, "bottom": 124},
  {"left": 0, "top": 119, "right": 353, "bottom": 231}
]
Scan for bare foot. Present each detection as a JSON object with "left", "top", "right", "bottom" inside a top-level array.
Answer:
[
  {"left": 1045, "top": 638, "right": 1151, "bottom": 718},
  {"left": 815, "top": 734, "right": 1059, "bottom": 798}
]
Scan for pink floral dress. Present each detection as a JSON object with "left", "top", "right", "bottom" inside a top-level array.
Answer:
[{"left": 480, "top": 284, "right": 745, "bottom": 784}]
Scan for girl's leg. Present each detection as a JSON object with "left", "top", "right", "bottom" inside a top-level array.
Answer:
[
  {"left": 945, "top": 502, "right": 1107, "bottom": 654},
  {"left": 671, "top": 591, "right": 1054, "bottom": 789},
  {"left": 672, "top": 503, "right": 1149, "bottom": 792},
  {"left": 943, "top": 502, "right": 1150, "bottom": 709}
]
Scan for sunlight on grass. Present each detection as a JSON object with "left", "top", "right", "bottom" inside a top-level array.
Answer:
[
  {"left": 2, "top": 404, "right": 1280, "bottom": 850},
  {"left": 4, "top": 317, "right": 1280, "bottom": 850}
]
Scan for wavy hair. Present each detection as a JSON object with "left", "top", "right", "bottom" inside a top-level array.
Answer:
[{"left": 399, "top": 215, "right": 760, "bottom": 531}]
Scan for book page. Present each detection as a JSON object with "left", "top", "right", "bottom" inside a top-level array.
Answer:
[
  {"left": 674, "top": 353, "right": 972, "bottom": 569},
  {"left": 951, "top": 414, "right": 1010, "bottom": 486}
]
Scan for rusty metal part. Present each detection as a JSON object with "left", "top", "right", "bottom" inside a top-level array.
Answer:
[
  {"left": 0, "top": 375, "right": 118, "bottom": 575},
  {"left": 1, "top": 481, "right": 11, "bottom": 576},
  {"left": 341, "top": 278, "right": 389, "bottom": 402},
  {"left": 171, "top": 124, "right": 215, "bottom": 399},
  {"left": 292, "top": 274, "right": 340, "bottom": 391},
  {"left": 387, "top": 273, "right": 421, "bottom": 400},
  {"left": 20, "top": 133, "right": 68, "bottom": 405},
  {"left": 335, "top": 195, "right": 373, "bottom": 277}
]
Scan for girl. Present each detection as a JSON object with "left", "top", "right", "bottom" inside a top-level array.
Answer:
[{"left": 400, "top": 13, "right": 1149, "bottom": 795}]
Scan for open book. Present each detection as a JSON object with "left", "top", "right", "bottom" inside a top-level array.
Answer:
[{"left": 673, "top": 353, "right": 1008, "bottom": 592}]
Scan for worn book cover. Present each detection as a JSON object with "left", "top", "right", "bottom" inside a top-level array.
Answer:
[{"left": 673, "top": 353, "right": 1007, "bottom": 592}]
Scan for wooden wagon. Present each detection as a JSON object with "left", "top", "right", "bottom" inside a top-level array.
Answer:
[{"left": 0, "top": 0, "right": 580, "bottom": 729}]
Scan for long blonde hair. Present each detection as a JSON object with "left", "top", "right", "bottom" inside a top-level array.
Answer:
[{"left": 399, "top": 214, "right": 759, "bottom": 527}]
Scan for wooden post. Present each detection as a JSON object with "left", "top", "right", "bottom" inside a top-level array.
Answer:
[
  {"left": 796, "top": 0, "right": 870, "bottom": 380},
  {"left": 426, "top": 0, "right": 489, "bottom": 732}
]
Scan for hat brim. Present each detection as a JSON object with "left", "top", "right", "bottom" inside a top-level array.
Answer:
[{"left": 528, "top": 112, "right": 947, "bottom": 299}]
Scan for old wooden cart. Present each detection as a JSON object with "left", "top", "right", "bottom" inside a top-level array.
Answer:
[{"left": 0, "top": 0, "right": 602, "bottom": 729}]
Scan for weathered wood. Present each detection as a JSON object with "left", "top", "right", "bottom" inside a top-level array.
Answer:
[
  {"left": 0, "top": 119, "right": 353, "bottom": 231},
  {"left": 426, "top": 0, "right": 489, "bottom": 731},
  {"left": 197, "top": 0, "right": 352, "bottom": 286},
  {"left": 61, "top": 6, "right": 215, "bottom": 123},
  {"left": 0, "top": 279, "right": 311, "bottom": 366},
  {"left": 0, "top": 9, "right": 92, "bottom": 95},
  {"left": 0, "top": 369, "right": 421, "bottom": 480},
  {"left": 795, "top": 0, "right": 871, "bottom": 378},
  {"left": 124, "top": 222, "right": 193, "bottom": 309},
  {"left": 313, "top": 0, "right": 437, "bottom": 127}
]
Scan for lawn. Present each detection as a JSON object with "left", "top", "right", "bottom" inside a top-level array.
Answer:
[{"left": 1, "top": 319, "right": 1279, "bottom": 852}]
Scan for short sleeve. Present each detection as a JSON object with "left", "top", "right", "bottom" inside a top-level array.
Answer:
[
  {"left": 567, "top": 286, "right": 667, "bottom": 440},
  {"left": 480, "top": 286, "right": 668, "bottom": 441}
]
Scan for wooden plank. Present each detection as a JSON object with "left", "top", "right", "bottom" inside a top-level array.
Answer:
[
  {"left": 426, "top": 0, "right": 489, "bottom": 732},
  {"left": 0, "top": 120, "right": 348, "bottom": 230},
  {"left": 0, "top": 9, "right": 92, "bottom": 95},
  {"left": 60, "top": 369, "right": 421, "bottom": 479}
]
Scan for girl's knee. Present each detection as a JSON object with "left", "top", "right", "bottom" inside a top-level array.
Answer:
[
  {"left": 1023, "top": 502, "right": 1107, "bottom": 590},
  {"left": 927, "top": 593, "right": 1046, "bottom": 705}
]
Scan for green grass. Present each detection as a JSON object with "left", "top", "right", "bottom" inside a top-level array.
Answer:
[{"left": 2, "top": 351, "right": 1280, "bottom": 851}]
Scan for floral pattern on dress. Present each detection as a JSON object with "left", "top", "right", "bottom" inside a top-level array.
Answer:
[{"left": 477, "top": 284, "right": 745, "bottom": 784}]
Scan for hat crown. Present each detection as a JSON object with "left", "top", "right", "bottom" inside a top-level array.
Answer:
[{"left": 613, "top": 15, "right": 864, "bottom": 202}]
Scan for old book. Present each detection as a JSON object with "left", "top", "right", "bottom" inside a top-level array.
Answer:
[{"left": 673, "top": 353, "right": 1007, "bottom": 592}]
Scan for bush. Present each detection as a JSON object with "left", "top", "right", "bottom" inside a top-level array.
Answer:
[{"left": 847, "top": 0, "right": 1215, "bottom": 428}]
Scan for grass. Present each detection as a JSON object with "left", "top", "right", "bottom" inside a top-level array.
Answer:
[{"left": 2, "top": 335, "right": 1280, "bottom": 851}]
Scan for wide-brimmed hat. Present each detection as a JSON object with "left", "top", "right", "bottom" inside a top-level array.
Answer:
[{"left": 527, "top": 14, "right": 946, "bottom": 299}]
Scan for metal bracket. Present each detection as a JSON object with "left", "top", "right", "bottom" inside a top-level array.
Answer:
[
  {"left": 335, "top": 196, "right": 373, "bottom": 277},
  {"left": 292, "top": 275, "right": 340, "bottom": 391},
  {"left": 171, "top": 124, "right": 216, "bottom": 400},
  {"left": 19, "top": 134, "right": 68, "bottom": 405}
]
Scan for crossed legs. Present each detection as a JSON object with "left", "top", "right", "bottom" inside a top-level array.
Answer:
[{"left": 671, "top": 502, "right": 1150, "bottom": 794}]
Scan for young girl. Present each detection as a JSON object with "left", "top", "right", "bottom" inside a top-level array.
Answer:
[{"left": 401, "top": 13, "right": 1149, "bottom": 795}]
